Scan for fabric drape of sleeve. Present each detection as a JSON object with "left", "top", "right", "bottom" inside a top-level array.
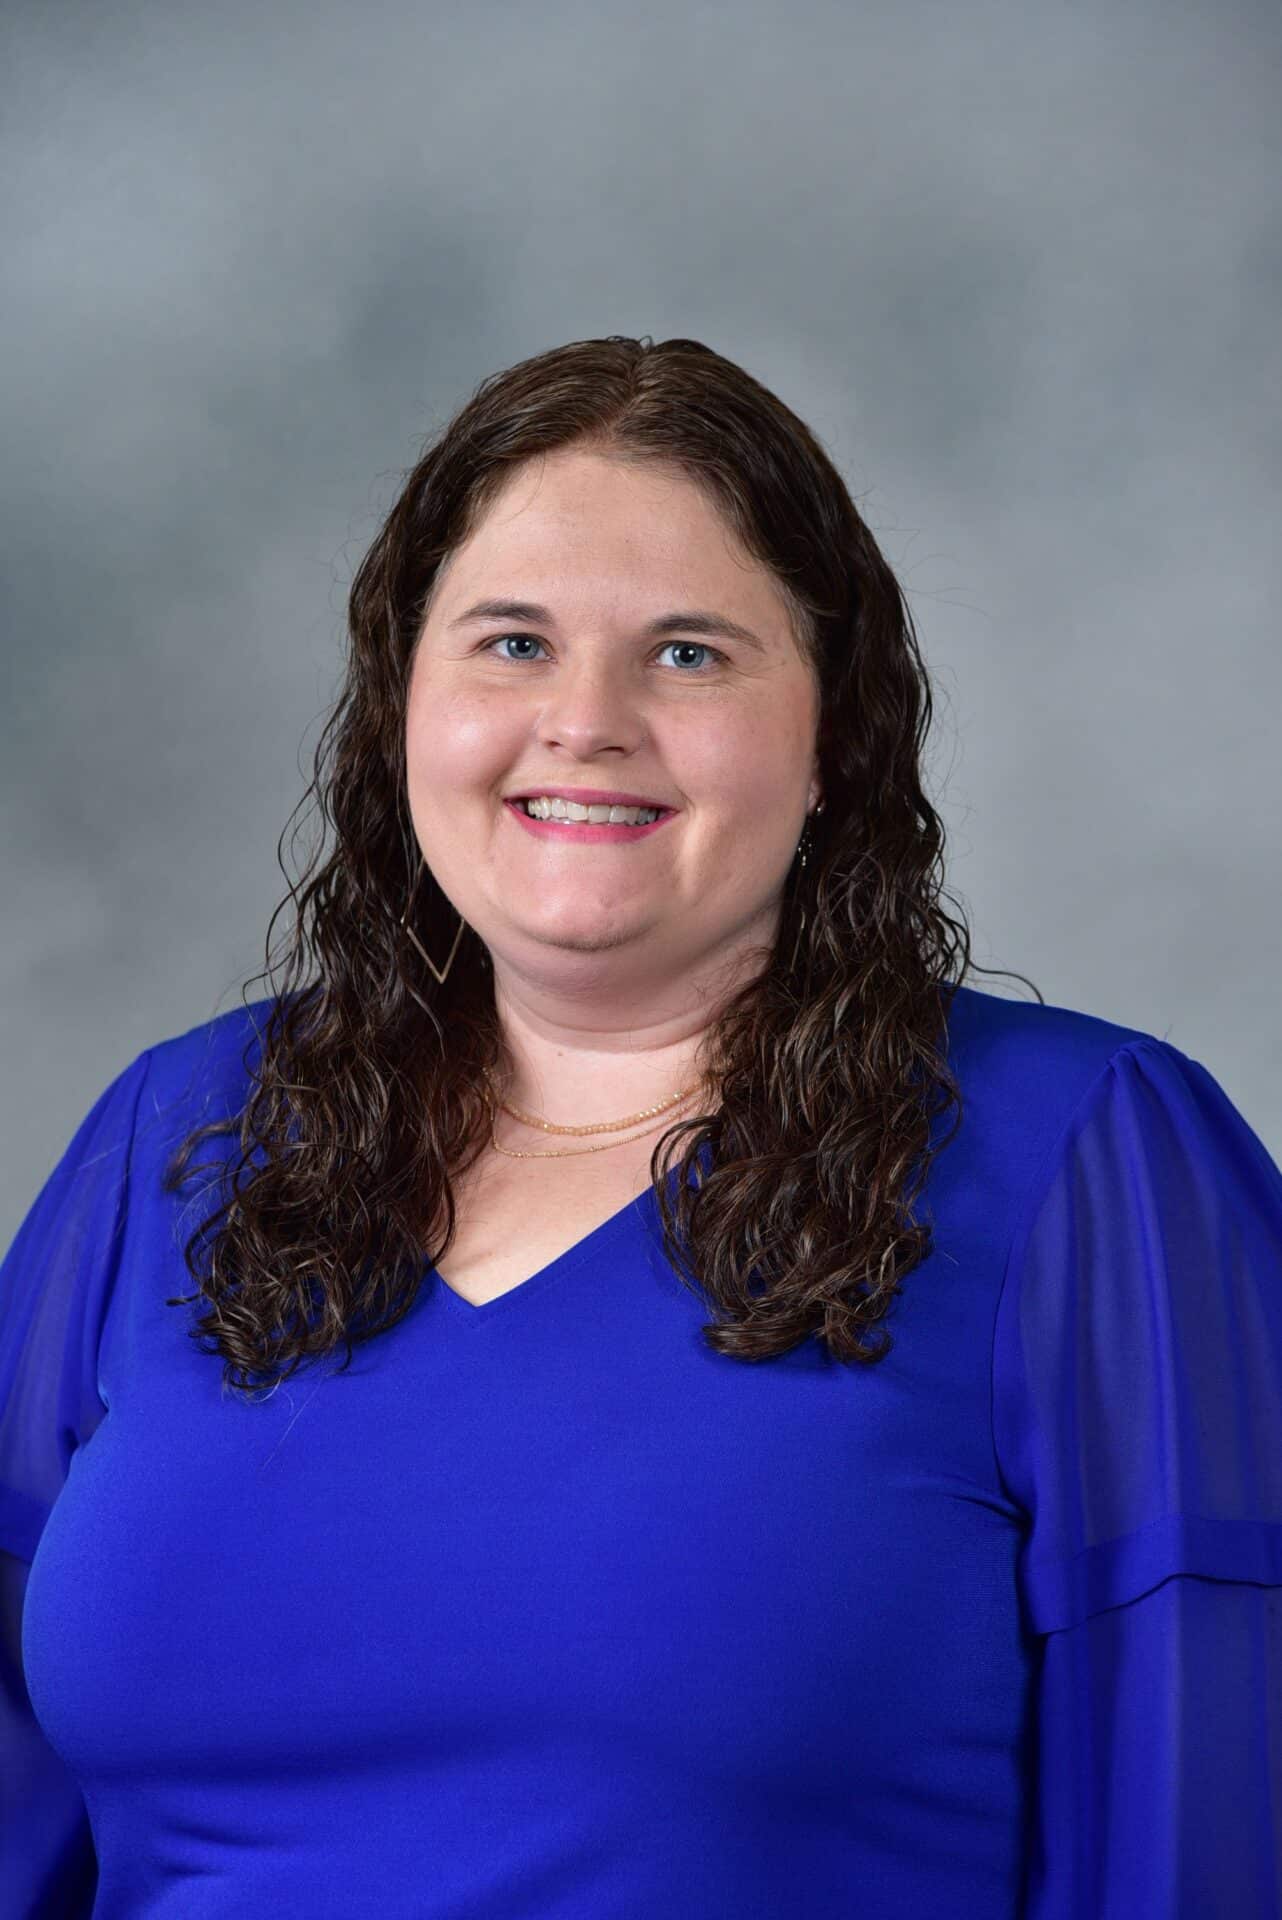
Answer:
[
  {"left": 0, "top": 1048, "right": 153, "bottom": 1920},
  {"left": 993, "top": 1038, "right": 1282, "bottom": 1918}
]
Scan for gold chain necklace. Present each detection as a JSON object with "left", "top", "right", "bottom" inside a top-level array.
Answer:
[{"left": 480, "top": 1066, "right": 702, "bottom": 1159}]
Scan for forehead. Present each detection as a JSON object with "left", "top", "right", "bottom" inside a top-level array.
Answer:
[
  {"left": 480, "top": 445, "right": 718, "bottom": 521},
  {"left": 428, "top": 450, "right": 801, "bottom": 641}
]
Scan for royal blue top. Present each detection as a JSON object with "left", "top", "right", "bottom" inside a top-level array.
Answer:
[{"left": 2, "top": 984, "right": 1281, "bottom": 1918}]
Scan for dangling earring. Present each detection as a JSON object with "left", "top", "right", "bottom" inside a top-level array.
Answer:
[
  {"left": 399, "top": 855, "right": 465, "bottom": 986},
  {"left": 788, "top": 801, "right": 824, "bottom": 972}
]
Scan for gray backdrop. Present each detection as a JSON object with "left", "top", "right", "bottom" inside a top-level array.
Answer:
[{"left": 4, "top": 0, "right": 1280, "bottom": 1234}]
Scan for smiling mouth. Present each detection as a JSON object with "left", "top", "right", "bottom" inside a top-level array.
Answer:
[
  {"left": 512, "top": 798, "right": 669, "bottom": 825},
  {"left": 503, "top": 798, "right": 675, "bottom": 838}
]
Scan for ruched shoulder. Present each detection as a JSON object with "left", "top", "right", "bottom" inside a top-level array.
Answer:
[
  {"left": 0, "top": 1046, "right": 154, "bottom": 1919},
  {"left": 0, "top": 1047, "right": 155, "bottom": 1565},
  {"left": 992, "top": 1035, "right": 1282, "bottom": 1635},
  {"left": 991, "top": 1036, "right": 1282, "bottom": 1914}
]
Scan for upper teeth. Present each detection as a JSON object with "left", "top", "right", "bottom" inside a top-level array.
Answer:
[{"left": 520, "top": 796, "right": 661, "bottom": 825}]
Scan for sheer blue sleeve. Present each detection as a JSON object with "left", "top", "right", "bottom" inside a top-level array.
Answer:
[
  {"left": 993, "top": 1038, "right": 1282, "bottom": 1916},
  {"left": 0, "top": 1047, "right": 152, "bottom": 1919}
]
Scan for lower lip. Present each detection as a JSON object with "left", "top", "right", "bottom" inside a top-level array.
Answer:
[{"left": 505, "top": 799, "right": 677, "bottom": 842}]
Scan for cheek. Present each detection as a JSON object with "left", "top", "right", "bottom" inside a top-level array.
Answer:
[
  {"left": 698, "top": 690, "right": 810, "bottom": 774},
  {"left": 700, "top": 740, "right": 800, "bottom": 817},
  {"left": 406, "top": 687, "right": 516, "bottom": 783}
]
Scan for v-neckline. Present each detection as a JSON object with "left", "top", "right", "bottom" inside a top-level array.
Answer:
[{"left": 428, "top": 1179, "right": 662, "bottom": 1325}]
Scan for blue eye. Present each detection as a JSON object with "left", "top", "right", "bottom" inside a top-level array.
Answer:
[
  {"left": 656, "top": 640, "right": 726, "bottom": 672},
  {"left": 487, "top": 633, "right": 545, "bottom": 661},
  {"left": 483, "top": 634, "right": 726, "bottom": 671}
]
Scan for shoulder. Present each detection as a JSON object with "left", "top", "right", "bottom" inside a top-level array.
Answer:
[
  {"left": 937, "top": 981, "right": 1187, "bottom": 1201},
  {"left": 979, "top": 987, "right": 1282, "bottom": 1633},
  {"left": 128, "top": 994, "right": 281, "bottom": 1158},
  {"left": 943, "top": 978, "right": 1172, "bottom": 1114}
]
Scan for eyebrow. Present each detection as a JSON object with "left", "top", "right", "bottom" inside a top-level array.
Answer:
[{"left": 445, "top": 598, "right": 768, "bottom": 653}]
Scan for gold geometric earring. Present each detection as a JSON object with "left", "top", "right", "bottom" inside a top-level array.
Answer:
[{"left": 398, "top": 855, "right": 465, "bottom": 986}]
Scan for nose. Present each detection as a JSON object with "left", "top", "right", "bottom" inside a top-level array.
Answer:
[{"left": 532, "top": 660, "right": 647, "bottom": 760}]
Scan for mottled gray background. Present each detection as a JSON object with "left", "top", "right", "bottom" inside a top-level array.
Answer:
[{"left": 4, "top": 0, "right": 1280, "bottom": 1230}]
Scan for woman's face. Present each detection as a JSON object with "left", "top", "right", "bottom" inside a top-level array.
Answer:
[{"left": 405, "top": 445, "right": 822, "bottom": 990}]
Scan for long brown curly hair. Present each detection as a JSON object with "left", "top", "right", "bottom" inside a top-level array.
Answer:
[{"left": 162, "top": 333, "right": 1040, "bottom": 1401}]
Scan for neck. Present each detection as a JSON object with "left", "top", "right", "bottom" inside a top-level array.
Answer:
[
  {"left": 486, "top": 977, "right": 728, "bottom": 1127},
  {"left": 480, "top": 905, "right": 782, "bottom": 1124}
]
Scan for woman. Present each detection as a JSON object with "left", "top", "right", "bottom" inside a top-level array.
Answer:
[{"left": 3, "top": 335, "right": 1279, "bottom": 1917}]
